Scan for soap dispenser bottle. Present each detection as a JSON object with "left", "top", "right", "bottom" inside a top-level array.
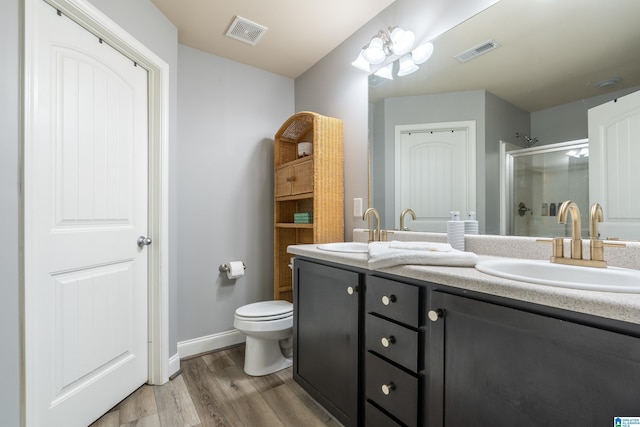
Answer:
[
  {"left": 464, "top": 211, "right": 479, "bottom": 235},
  {"left": 447, "top": 211, "right": 465, "bottom": 251}
]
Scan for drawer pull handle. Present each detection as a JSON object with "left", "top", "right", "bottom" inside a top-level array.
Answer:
[
  {"left": 381, "top": 382, "right": 395, "bottom": 395},
  {"left": 428, "top": 309, "right": 444, "bottom": 322},
  {"left": 381, "top": 336, "right": 396, "bottom": 347},
  {"left": 381, "top": 294, "right": 397, "bottom": 305},
  {"left": 347, "top": 286, "right": 358, "bottom": 295}
]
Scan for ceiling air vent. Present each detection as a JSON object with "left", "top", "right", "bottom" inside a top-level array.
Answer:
[
  {"left": 225, "top": 16, "right": 268, "bottom": 46},
  {"left": 455, "top": 39, "right": 500, "bottom": 63}
]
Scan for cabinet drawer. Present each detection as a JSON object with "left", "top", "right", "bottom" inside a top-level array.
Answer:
[
  {"left": 366, "top": 276, "right": 422, "bottom": 327},
  {"left": 365, "top": 401, "right": 403, "bottom": 427},
  {"left": 366, "top": 314, "right": 419, "bottom": 372},
  {"left": 366, "top": 352, "right": 418, "bottom": 427}
]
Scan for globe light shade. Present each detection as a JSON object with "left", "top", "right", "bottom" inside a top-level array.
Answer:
[
  {"left": 351, "top": 50, "right": 371, "bottom": 72},
  {"left": 397, "top": 53, "right": 419, "bottom": 76},
  {"left": 412, "top": 42, "right": 434, "bottom": 65},
  {"left": 363, "top": 37, "right": 386, "bottom": 65},
  {"left": 389, "top": 27, "right": 415, "bottom": 56}
]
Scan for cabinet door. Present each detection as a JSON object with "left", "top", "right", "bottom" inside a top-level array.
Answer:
[
  {"left": 429, "top": 292, "right": 640, "bottom": 427},
  {"left": 274, "top": 166, "right": 292, "bottom": 198},
  {"left": 293, "top": 259, "right": 361, "bottom": 427},
  {"left": 291, "top": 160, "right": 313, "bottom": 195}
]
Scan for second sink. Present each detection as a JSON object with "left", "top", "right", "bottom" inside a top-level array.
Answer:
[
  {"left": 317, "top": 242, "right": 369, "bottom": 253},
  {"left": 475, "top": 258, "right": 640, "bottom": 293}
]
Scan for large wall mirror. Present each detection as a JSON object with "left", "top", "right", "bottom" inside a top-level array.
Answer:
[{"left": 369, "top": 0, "right": 640, "bottom": 240}]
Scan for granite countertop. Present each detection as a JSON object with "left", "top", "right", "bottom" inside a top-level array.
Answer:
[{"left": 287, "top": 242, "right": 640, "bottom": 326}]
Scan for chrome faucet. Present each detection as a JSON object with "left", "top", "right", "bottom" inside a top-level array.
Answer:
[
  {"left": 363, "top": 207, "right": 380, "bottom": 242},
  {"left": 400, "top": 208, "right": 416, "bottom": 231},
  {"left": 556, "top": 200, "right": 582, "bottom": 260}
]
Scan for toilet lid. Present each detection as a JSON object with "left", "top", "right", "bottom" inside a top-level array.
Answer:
[{"left": 235, "top": 300, "right": 293, "bottom": 319}]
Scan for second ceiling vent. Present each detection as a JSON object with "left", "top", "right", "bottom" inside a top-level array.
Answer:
[
  {"left": 455, "top": 39, "right": 500, "bottom": 63},
  {"left": 225, "top": 16, "right": 268, "bottom": 46}
]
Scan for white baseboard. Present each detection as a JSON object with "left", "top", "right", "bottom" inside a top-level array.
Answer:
[
  {"left": 168, "top": 353, "right": 181, "bottom": 378},
  {"left": 177, "top": 329, "right": 245, "bottom": 359}
]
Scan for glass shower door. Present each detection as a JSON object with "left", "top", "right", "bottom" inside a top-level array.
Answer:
[{"left": 505, "top": 140, "right": 589, "bottom": 237}]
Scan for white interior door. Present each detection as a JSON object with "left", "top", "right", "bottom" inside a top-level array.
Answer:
[
  {"left": 26, "top": 1, "right": 149, "bottom": 425},
  {"left": 395, "top": 122, "right": 476, "bottom": 232},
  {"left": 588, "top": 89, "right": 640, "bottom": 240}
]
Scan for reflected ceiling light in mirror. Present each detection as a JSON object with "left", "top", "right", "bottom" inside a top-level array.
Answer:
[
  {"left": 374, "top": 62, "right": 394, "bottom": 80},
  {"left": 397, "top": 54, "right": 419, "bottom": 76},
  {"left": 412, "top": 42, "right": 434, "bottom": 65}
]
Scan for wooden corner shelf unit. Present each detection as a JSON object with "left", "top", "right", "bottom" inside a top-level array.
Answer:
[{"left": 274, "top": 112, "right": 344, "bottom": 302}]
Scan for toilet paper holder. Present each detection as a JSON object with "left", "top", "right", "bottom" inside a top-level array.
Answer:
[{"left": 219, "top": 262, "right": 246, "bottom": 273}]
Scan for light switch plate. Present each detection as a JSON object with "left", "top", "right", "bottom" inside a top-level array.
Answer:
[{"left": 353, "top": 198, "right": 363, "bottom": 217}]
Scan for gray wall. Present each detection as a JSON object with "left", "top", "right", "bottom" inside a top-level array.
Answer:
[
  {"left": 531, "top": 85, "right": 640, "bottom": 145},
  {"left": 176, "top": 45, "right": 294, "bottom": 341},
  {"left": 484, "top": 92, "right": 531, "bottom": 234},
  {"left": 0, "top": 0, "right": 21, "bottom": 424}
]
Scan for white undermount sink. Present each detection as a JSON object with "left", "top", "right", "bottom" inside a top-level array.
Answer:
[
  {"left": 317, "top": 242, "right": 369, "bottom": 253},
  {"left": 475, "top": 258, "right": 640, "bottom": 293}
]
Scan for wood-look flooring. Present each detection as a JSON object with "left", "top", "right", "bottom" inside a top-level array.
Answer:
[{"left": 90, "top": 345, "right": 341, "bottom": 427}]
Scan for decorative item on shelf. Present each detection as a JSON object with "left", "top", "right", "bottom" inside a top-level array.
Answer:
[
  {"left": 298, "top": 142, "right": 313, "bottom": 157},
  {"left": 294, "top": 212, "right": 313, "bottom": 224},
  {"left": 351, "top": 25, "right": 434, "bottom": 79}
]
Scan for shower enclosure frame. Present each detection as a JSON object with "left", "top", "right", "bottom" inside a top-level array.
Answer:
[{"left": 500, "top": 139, "right": 589, "bottom": 236}]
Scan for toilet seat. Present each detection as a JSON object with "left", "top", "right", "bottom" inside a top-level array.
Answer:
[{"left": 235, "top": 300, "right": 292, "bottom": 321}]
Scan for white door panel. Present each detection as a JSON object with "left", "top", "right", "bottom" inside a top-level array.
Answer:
[
  {"left": 588, "top": 89, "right": 640, "bottom": 240},
  {"left": 28, "top": 1, "right": 149, "bottom": 425},
  {"left": 395, "top": 122, "right": 476, "bottom": 232}
]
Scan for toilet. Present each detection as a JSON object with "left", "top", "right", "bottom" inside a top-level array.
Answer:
[{"left": 233, "top": 300, "right": 293, "bottom": 376}]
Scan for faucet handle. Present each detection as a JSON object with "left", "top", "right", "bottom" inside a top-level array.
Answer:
[{"left": 536, "top": 237, "right": 565, "bottom": 260}]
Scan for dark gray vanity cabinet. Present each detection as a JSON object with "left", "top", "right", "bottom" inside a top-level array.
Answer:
[
  {"left": 292, "top": 256, "right": 640, "bottom": 427},
  {"left": 364, "top": 276, "right": 425, "bottom": 426},
  {"left": 293, "top": 258, "right": 363, "bottom": 427},
  {"left": 428, "top": 291, "right": 640, "bottom": 427}
]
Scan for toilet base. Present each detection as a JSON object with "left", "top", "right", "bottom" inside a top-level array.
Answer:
[{"left": 243, "top": 335, "right": 293, "bottom": 376}]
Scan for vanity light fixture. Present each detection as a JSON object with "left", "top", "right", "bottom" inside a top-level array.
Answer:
[{"left": 352, "top": 26, "right": 434, "bottom": 78}]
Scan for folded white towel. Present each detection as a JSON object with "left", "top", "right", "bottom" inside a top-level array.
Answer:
[
  {"left": 368, "top": 241, "right": 478, "bottom": 270},
  {"left": 387, "top": 240, "right": 452, "bottom": 252}
]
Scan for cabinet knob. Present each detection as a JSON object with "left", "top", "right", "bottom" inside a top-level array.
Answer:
[
  {"left": 381, "top": 294, "right": 397, "bottom": 305},
  {"left": 381, "top": 336, "right": 395, "bottom": 348},
  {"left": 381, "top": 382, "right": 395, "bottom": 395},
  {"left": 347, "top": 286, "right": 358, "bottom": 295},
  {"left": 428, "top": 309, "right": 444, "bottom": 322}
]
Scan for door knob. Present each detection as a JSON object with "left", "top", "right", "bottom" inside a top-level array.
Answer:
[
  {"left": 347, "top": 286, "right": 358, "bottom": 295},
  {"left": 137, "top": 236, "right": 152, "bottom": 248}
]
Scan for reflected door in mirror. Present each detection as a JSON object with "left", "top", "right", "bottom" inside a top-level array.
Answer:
[
  {"left": 396, "top": 121, "right": 476, "bottom": 232},
  {"left": 589, "top": 89, "right": 640, "bottom": 240}
]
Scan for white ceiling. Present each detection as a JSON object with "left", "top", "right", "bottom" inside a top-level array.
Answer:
[
  {"left": 369, "top": 0, "right": 640, "bottom": 112},
  {"left": 149, "top": 0, "right": 396, "bottom": 79},
  {"left": 150, "top": 0, "right": 640, "bottom": 112}
]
